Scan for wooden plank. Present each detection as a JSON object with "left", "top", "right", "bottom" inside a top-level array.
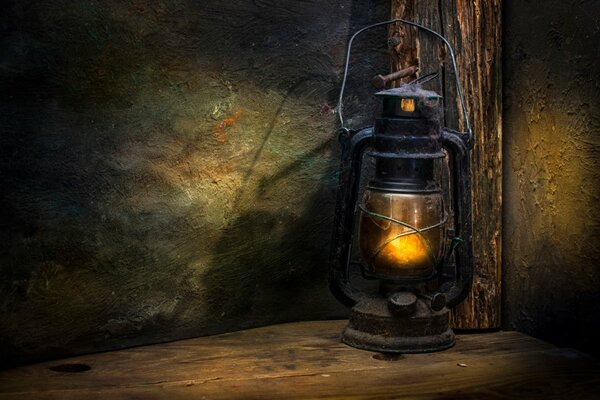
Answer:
[
  {"left": 390, "top": 1, "right": 502, "bottom": 329},
  {"left": 1, "top": 321, "right": 598, "bottom": 399},
  {"left": 442, "top": 0, "right": 503, "bottom": 330}
]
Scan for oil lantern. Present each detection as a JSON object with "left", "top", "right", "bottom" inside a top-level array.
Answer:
[{"left": 330, "top": 19, "right": 474, "bottom": 353}]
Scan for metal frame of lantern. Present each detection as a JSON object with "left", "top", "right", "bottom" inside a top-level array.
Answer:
[{"left": 329, "top": 19, "right": 474, "bottom": 353}]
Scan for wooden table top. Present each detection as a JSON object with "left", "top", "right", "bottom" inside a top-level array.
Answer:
[{"left": 0, "top": 320, "right": 598, "bottom": 399}]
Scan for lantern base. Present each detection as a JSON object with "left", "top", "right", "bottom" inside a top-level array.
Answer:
[{"left": 342, "top": 297, "right": 454, "bottom": 353}]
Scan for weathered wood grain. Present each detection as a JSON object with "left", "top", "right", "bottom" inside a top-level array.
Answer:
[
  {"left": 0, "top": 321, "right": 598, "bottom": 399},
  {"left": 390, "top": 1, "right": 502, "bottom": 329}
]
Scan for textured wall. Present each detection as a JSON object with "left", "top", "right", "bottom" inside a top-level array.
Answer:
[
  {"left": 0, "top": 0, "right": 390, "bottom": 366},
  {"left": 503, "top": 0, "right": 600, "bottom": 354}
]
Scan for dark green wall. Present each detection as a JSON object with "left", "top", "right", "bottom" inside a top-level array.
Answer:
[
  {"left": 503, "top": 0, "right": 600, "bottom": 355},
  {"left": 0, "top": 0, "right": 389, "bottom": 366}
]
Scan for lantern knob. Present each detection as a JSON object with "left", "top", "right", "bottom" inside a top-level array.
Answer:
[
  {"left": 388, "top": 292, "right": 418, "bottom": 316},
  {"left": 430, "top": 293, "right": 447, "bottom": 312}
]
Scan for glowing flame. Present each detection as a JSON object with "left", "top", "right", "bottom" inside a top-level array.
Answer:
[
  {"left": 401, "top": 98, "right": 416, "bottom": 112},
  {"left": 378, "top": 233, "right": 431, "bottom": 269}
]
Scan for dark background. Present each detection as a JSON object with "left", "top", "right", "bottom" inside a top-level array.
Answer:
[
  {"left": 1, "top": 0, "right": 599, "bottom": 367},
  {"left": 502, "top": 0, "right": 600, "bottom": 355}
]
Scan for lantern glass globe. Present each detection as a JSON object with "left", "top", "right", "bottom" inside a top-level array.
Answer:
[{"left": 359, "top": 190, "right": 446, "bottom": 279}]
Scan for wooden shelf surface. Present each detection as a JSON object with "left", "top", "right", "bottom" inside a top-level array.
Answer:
[{"left": 0, "top": 320, "right": 598, "bottom": 399}]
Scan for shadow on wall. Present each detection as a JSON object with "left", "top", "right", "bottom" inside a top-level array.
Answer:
[
  {"left": 198, "top": 0, "right": 397, "bottom": 330},
  {"left": 0, "top": 0, "right": 390, "bottom": 366},
  {"left": 201, "top": 18, "right": 391, "bottom": 330},
  {"left": 203, "top": 77, "right": 341, "bottom": 330}
]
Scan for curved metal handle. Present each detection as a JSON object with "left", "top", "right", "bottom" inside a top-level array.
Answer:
[
  {"left": 440, "top": 128, "right": 473, "bottom": 307},
  {"left": 329, "top": 127, "right": 374, "bottom": 306},
  {"left": 337, "top": 19, "right": 472, "bottom": 138}
]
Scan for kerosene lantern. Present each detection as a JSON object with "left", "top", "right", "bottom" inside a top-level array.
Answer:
[{"left": 330, "top": 19, "right": 474, "bottom": 353}]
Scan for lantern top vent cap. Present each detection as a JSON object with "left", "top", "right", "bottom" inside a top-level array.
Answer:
[{"left": 375, "top": 84, "right": 442, "bottom": 101}]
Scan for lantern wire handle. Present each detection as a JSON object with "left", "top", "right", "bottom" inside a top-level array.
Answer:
[
  {"left": 408, "top": 71, "right": 439, "bottom": 86},
  {"left": 337, "top": 19, "right": 472, "bottom": 138}
]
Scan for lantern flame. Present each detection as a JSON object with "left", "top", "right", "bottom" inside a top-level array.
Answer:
[{"left": 378, "top": 233, "right": 431, "bottom": 269}]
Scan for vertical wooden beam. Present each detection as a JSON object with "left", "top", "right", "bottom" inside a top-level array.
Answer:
[{"left": 390, "top": 0, "right": 502, "bottom": 329}]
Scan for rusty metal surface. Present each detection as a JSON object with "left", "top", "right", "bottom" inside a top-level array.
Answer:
[{"left": 342, "top": 297, "right": 454, "bottom": 353}]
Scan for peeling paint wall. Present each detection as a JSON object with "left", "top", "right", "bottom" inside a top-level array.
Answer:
[
  {"left": 0, "top": 0, "right": 390, "bottom": 366},
  {"left": 503, "top": 0, "right": 600, "bottom": 354}
]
